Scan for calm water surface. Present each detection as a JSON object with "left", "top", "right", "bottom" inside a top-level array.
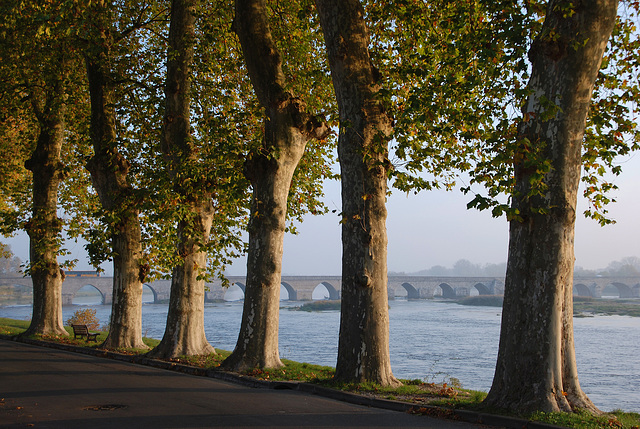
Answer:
[{"left": 2, "top": 299, "right": 638, "bottom": 412}]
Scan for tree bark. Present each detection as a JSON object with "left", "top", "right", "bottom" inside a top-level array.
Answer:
[
  {"left": 222, "top": 0, "right": 328, "bottom": 371},
  {"left": 484, "top": 0, "right": 618, "bottom": 414},
  {"left": 85, "top": 13, "right": 147, "bottom": 350},
  {"left": 149, "top": 212, "right": 215, "bottom": 357},
  {"left": 22, "top": 58, "right": 68, "bottom": 337},
  {"left": 147, "top": 0, "right": 215, "bottom": 359},
  {"left": 315, "top": 0, "right": 399, "bottom": 386}
]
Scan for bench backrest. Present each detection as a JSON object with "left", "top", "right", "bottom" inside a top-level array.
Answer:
[{"left": 72, "top": 324, "right": 89, "bottom": 334}]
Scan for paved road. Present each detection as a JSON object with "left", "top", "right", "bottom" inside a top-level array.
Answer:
[{"left": 0, "top": 339, "right": 504, "bottom": 429}]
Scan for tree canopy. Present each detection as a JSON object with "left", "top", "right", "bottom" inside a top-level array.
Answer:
[{"left": 1, "top": 0, "right": 638, "bottom": 416}]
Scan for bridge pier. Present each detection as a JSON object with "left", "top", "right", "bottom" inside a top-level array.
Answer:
[{"left": 62, "top": 295, "right": 74, "bottom": 306}]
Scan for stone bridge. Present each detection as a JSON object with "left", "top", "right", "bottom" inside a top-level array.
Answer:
[
  {"left": 573, "top": 276, "right": 640, "bottom": 299},
  {"left": 1, "top": 274, "right": 638, "bottom": 305}
]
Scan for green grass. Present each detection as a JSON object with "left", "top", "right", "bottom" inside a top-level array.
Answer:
[
  {"left": 428, "top": 390, "right": 488, "bottom": 408},
  {"left": 292, "top": 300, "right": 341, "bottom": 312},
  {"left": 170, "top": 349, "right": 232, "bottom": 368},
  {"left": 317, "top": 378, "right": 486, "bottom": 408},
  {"left": 167, "top": 353, "right": 336, "bottom": 383},
  {"left": 0, "top": 317, "right": 30, "bottom": 335},
  {"left": 242, "top": 359, "right": 335, "bottom": 382},
  {"left": 104, "top": 337, "right": 161, "bottom": 354},
  {"left": 0, "top": 317, "right": 158, "bottom": 351},
  {"left": 573, "top": 297, "right": 640, "bottom": 317},
  {"left": 530, "top": 409, "right": 640, "bottom": 429}
]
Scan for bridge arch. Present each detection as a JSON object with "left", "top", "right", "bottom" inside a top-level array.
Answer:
[
  {"left": 398, "top": 282, "right": 420, "bottom": 299},
  {"left": 281, "top": 282, "right": 296, "bottom": 301},
  {"left": 573, "top": 283, "right": 592, "bottom": 297},
  {"left": 224, "top": 282, "right": 245, "bottom": 301},
  {"left": 605, "top": 282, "right": 634, "bottom": 299},
  {"left": 473, "top": 283, "right": 491, "bottom": 296},
  {"left": 72, "top": 284, "right": 105, "bottom": 305},
  {"left": 312, "top": 282, "right": 340, "bottom": 300},
  {"left": 437, "top": 283, "right": 456, "bottom": 299},
  {"left": 142, "top": 284, "right": 158, "bottom": 303}
]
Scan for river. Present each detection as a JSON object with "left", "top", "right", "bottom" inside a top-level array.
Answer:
[{"left": 1, "top": 299, "right": 638, "bottom": 413}]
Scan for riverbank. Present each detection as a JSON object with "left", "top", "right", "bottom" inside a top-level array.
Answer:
[
  {"left": 572, "top": 297, "right": 640, "bottom": 317},
  {"left": 455, "top": 295, "right": 640, "bottom": 317},
  {"left": 291, "top": 296, "right": 640, "bottom": 317},
  {"left": 1, "top": 323, "right": 639, "bottom": 429},
  {"left": 294, "top": 300, "right": 341, "bottom": 311},
  {"left": 286, "top": 296, "right": 640, "bottom": 318}
]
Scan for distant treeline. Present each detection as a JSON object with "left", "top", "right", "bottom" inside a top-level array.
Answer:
[
  {"left": 392, "top": 256, "right": 640, "bottom": 278},
  {"left": 574, "top": 256, "right": 640, "bottom": 277},
  {"left": 0, "top": 243, "right": 22, "bottom": 275},
  {"left": 390, "top": 259, "right": 506, "bottom": 277}
]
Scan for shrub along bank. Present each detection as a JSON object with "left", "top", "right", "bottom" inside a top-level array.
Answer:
[{"left": 456, "top": 295, "right": 640, "bottom": 317}]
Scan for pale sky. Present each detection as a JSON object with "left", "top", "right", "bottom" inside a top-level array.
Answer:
[
  {"left": 276, "top": 151, "right": 640, "bottom": 275},
  {"left": 4, "top": 153, "right": 639, "bottom": 276},
  {"left": 246, "top": 151, "right": 640, "bottom": 276}
]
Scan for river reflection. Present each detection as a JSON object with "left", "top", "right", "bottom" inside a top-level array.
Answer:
[{"left": 1, "top": 299, "right": 638, "bottom": 412}]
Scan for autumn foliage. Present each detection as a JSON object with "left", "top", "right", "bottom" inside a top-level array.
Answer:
[{"left": 65, "top": 309, "right": 100, "bottom": 331}]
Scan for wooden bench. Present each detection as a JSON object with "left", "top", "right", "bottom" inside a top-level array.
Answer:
[{"left": 71, "top": 324, "right": 99, "bottom": 342}]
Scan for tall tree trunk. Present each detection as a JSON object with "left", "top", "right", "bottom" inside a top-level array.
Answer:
[
  {"left": 149, "top": 214, "right": 215, "bottom": 357},
  {"left": 222, "top": 0, "right": 328, "bottom": 371},
  {"left": 147, "top": 0, "right": 215, "bottom": 359},
  {"left": 484, "top": 0, "right": 618, "bottom": 414},
  {"left": 85, "top": 16, "right": 147, "bottom": 350},
  {"left": 22, "top": 58, "right": 68, "bottom": 337},
  {"left": 315, "top": 0, "right": 399, "bottom": 386}
]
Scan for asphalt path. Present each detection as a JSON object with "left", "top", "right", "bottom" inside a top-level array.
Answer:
[{"left": 0, "top": 339, "right": 506, "bottom": 429}]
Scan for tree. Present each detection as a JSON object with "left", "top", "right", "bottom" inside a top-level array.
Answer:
[
  {"left": 452, "top": 259, "right": 479, "bottom": 277},
  {"left": 0, "top": 97, "right": 34, "bottom": 245},
  {"left": 358, "top": 0, "right": 636, "bottom": 407},
  {"left": 79, "top": 0, "right": 251, "bottom": 356},
  {"left": 0, "top": 102, "right": 34, "bottom": 246},
  {"left": 0, "top": 244, "right": 22, "bottom": 274},
  {"left": 82, "top": 0, "right": 162, "bottom": 349},
  {"left": 483, "top": 0, "right": 619, "bottom": 414},
  {"left": 0, "top": 0, "right": 88, "bottom": 337},
  {"left": 147, "top": 0, "right": 216, "bottom": 358},
  {"left": 315, "top": 0, "right": 399, "bottom": 386},
  {"left": 605, "top": 256, "right": 640, "bottom": 276},
  {"left": 22, "top": 60, "right": 70, "bottom": 337},
  {"left": 222, "top": 0, "right": 330, "bottom": 371},
  {"left": 482, "top": 262, "right": 507, "bottom": 277}
]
